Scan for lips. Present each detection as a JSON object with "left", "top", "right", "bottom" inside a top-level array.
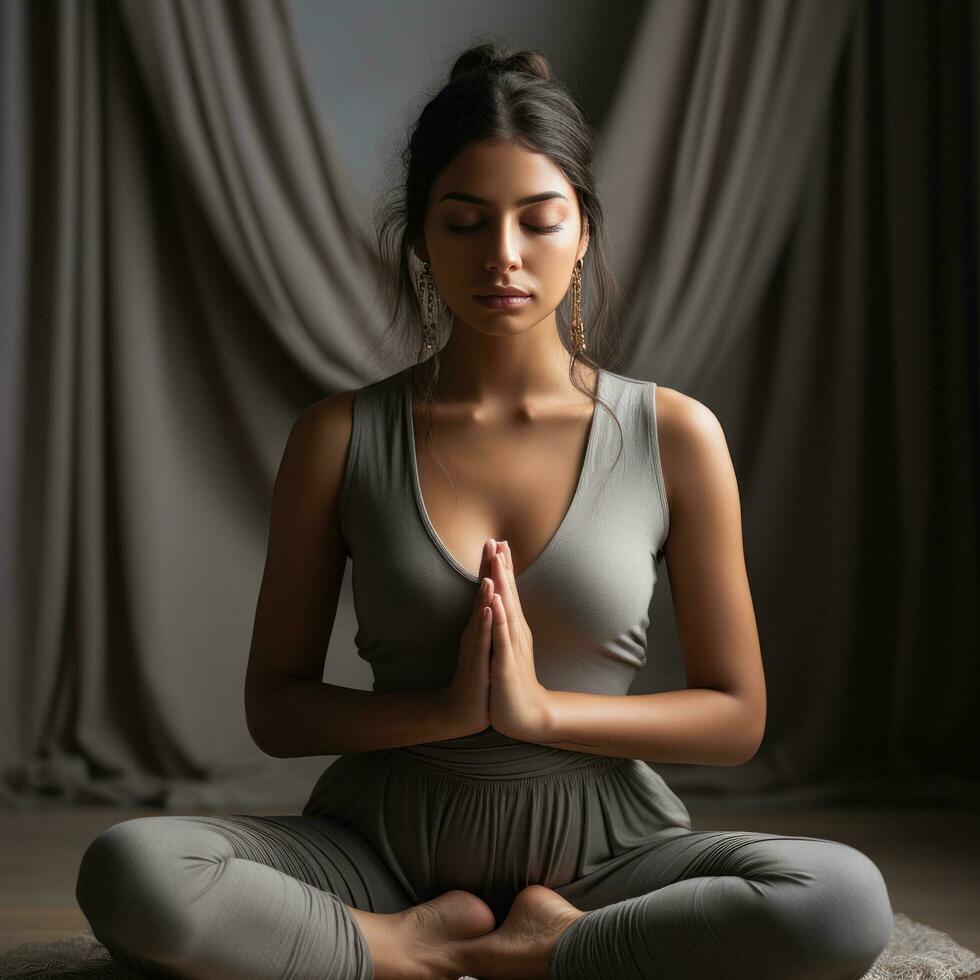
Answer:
[
  {"left": 476, "top": 294, "right": 532, "bottom": 310},
  {"left": 475, "top": 288, "right": 530, "bottom": 297}
]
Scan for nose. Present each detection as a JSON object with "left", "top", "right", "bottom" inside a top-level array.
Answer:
[{"left": 485, "top": 218, "right": 523, "bottom": 274}]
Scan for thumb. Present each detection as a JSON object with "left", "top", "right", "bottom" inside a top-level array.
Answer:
[{"left": 473, "top": 575, "right": 493, "bottom": 617}]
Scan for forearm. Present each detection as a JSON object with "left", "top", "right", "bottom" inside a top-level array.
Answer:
[
  {"left": 534, "top": 687, "right": 763, "bottom": 765},
  {"left": 246, "top": 677, "right": 457, "bottom": 757}
]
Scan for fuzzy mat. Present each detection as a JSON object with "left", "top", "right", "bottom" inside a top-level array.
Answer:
[{"left": 1, "top": 912, "right": 978, "bottom": 979}]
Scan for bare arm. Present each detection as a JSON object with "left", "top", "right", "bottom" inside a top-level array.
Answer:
[
  {"left": 533, "top": 387, "right": 768, "bottom": 765},
  {"left": 249, "top": 678, "right": 453, "bottom": 757},
  {"left": 243, "top": 391, "right": 461, "bottom": 758}
]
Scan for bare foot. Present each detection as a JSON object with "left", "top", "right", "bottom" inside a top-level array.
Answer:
[
  {"left": 350, "top": 889, "right": 496, "bottom": 980},
  {"left": 451, "top": 885, "right": 588, "bottom": 980}
]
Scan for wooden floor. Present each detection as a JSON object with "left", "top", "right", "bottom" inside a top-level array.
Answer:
[{"left": 2, "top": 798, "right": 978, "bottom": 972}]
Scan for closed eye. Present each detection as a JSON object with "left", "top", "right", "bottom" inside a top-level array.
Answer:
[{"left": 446, "top": 223, "right": 563, "bottom": 234}]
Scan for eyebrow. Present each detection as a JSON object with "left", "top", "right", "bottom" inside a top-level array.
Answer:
[{"left": 438, "top": 191, "right": 568, "bottom": 206}]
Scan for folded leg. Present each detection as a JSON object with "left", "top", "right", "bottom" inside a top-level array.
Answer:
[
  {"left": 75, "top": 813, "right": 413, "bottom": 979},
  {"left": 549, "top": 830, "right": 894, "bottom": 980}
]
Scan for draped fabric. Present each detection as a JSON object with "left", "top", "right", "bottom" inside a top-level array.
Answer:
[
  {"left": 0, "top": 0, "right": 383, "bottom": 809},
  {"left": 1, "top": 0, "right": 976, "bottom": 811},
  {"left": 609, "top": 0, "right": 980, "bottom": 804}
]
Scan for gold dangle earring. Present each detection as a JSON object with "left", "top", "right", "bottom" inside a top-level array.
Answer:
[
  {"left": 415, "top": 259, "right": 439, "bottom": 358},
  {"left": 569, "top": 257, "right": 587, "bottom": 354}
]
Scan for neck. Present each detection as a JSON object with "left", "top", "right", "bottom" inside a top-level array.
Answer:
[{"left": 425, "top": 311, "right": 596, "bottom": 409}]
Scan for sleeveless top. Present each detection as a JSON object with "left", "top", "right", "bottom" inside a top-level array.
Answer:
[{"left": 337, "top": 361, "right": 670, "bottom": 770}]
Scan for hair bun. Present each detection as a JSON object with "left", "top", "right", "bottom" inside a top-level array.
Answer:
[{"left": 449, "top": 43, "right": 553, "bottom": 84}]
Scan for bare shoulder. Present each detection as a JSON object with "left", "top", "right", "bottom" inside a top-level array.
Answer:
[
  {"left": 267, "top": 388, "right": 363, "bottom": 534},
  {"left": 296, "top": 368, "right": 402, "bottom": 454},
  {"left": 651, "top": 385, "right": 734, "bottom": 511},
  {"left": 295, "top": 387, "right": 356, "bottom": 452}
]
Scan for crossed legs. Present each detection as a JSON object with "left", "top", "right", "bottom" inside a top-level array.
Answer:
[
  {"left": 75, "top": 814, "right": 400, "bottom": 979},
  {"left": 76, "top": 816, "right": 892, "bottom": 980},
  {"left": 543, "top": 829, "right": 894, "bottom": 980}
]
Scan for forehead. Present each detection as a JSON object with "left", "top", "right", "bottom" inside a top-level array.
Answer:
[{"left": 429, "top": 140, "right": 574, "bottom": 207}]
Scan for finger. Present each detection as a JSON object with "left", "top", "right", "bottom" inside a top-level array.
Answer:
[
  {"left": 474, "top": 575, "right": 493, "bottom": 618},
  {"left": 492, "top": 544, "right": 522, "bottom": 632},
  {"left": 491, "top": 546, "right": 514, "bottom": 612},
  {"left": 472, "top": 539, "right": 496, "bottom": 615},
  {"left": 491, "top": 547, "right": 522, "bottom": 651},
  {"left": 491, "top": 592, "right": 511, "bottom": 653},
  {"left": 480, "top": 593, "right": 493, "bottom": 647},
  {"left": 502, "top": 540, "right": 525, "bottom": 618},
  {"left": 481, "top": 537, "right": 496, "bottom": 579}
]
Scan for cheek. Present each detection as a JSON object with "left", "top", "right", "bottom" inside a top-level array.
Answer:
[
  {"left": 543, "top": 232, "right": 583, "bottom": 272},
  {"left": 537, "top": 255, "right": 578, "bottom": 294},
  {"left": 428, "top": 253, "right": 468, "bottom": 290}
]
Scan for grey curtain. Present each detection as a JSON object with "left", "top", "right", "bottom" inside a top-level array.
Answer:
[
  {"left": 613, "top": 0, "right": 980, "bottom": 804},
  {"left": 0, "top": 0, "right": 384, "bottom": 809},
  {"left": 1, "top": 0, "right": 976, "bottom": 812}
]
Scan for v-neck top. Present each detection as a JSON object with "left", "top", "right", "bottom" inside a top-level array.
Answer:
[
  {"left": 405, "top": 366, "right": 606, "bottom": 586},
  {"left": 338, "top": 359, "right": 670, "bottom": 766}
]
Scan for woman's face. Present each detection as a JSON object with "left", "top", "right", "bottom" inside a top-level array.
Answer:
[{"left": 417, "top": 139, "right": 589, "bottom": 334}]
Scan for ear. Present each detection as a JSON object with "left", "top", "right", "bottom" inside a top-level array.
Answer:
[
  {"left": 413, "top": 239, "right": 430, "bottom": 265},
  {"left": 577, "top": 214, "right": 590, "bottom": 262}
]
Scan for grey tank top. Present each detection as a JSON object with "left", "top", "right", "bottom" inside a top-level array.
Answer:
[{"left": 338, "top": 361, "right": 670, "bottom": 766}]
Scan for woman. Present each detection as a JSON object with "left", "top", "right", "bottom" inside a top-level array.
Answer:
[{"left": 75, "top": 43, "right": 894, "bottom": 980}]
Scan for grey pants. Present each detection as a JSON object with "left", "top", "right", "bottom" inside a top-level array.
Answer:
[{"left": 75, "top": 748, "right": 894, "bottom": 979}]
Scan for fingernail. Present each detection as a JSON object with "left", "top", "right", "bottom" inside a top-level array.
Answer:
[{"left": 489, "top": 537, "right": 496, "bottom": 550}]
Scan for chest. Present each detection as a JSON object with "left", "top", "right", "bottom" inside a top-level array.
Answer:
[
  {"left": 411, "top": 402, "right": 597, "bottom": 580},
  {"left": 341, "top": 369, "right": 668, "bottom": 693}
]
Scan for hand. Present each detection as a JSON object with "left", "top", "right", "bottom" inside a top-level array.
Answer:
[
  {"left": 443, "top": 539, "right": 497, "bottom": 737},
  {"left": 488, "top": 540, "right": 553, "bottom": 742}
]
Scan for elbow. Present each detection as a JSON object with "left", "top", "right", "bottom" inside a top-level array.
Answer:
[
  {"left": 731, "top": 719, "right": 766, "bottom": 765},
  {"left": 245, "top": 713, "right": 280, "bottom": 758},
  {"left": 733, "top": 738, "right": 762, "bottom": 765},
  {"left": 719, "top": 741, "right": 761, "bottom": 767},
  {"left": 720, "top": 700, "right": 765, "bottom": 765},
  {"left": 738, "top": 689, "right": 766, "bottom": 764},
  {"left": 244, "top": 689, "right": 283, "bottom": 758},
  {"left": 251, "top": 731, "right": 284, "bottom": 759}
]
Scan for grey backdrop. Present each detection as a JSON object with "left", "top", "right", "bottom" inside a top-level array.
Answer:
[{"left": 1, "top": 0, "right": 976, "bottom": 812}]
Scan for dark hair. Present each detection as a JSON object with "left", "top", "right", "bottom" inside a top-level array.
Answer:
[{"left": 372, "top": 40, "right": 627, "bottom": 505}]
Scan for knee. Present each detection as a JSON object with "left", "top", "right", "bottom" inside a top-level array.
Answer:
[
  {"left": 769, "top": 841, "right": 894, "bottom": 978},
  {"left": 75, "top": 817, "right": 206, "bottom": 962}
]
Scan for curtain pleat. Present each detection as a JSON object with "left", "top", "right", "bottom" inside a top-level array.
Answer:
[{"left": 1, "top": 0, "right": 976, "bottom": 810}]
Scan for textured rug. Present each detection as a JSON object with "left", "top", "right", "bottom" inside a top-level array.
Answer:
[{"left": 0, "top": 912, "right": 978, "bottom": 979}]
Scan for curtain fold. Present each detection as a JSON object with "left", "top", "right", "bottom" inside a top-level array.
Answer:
[
  {"left": 0, "top": 0, "right": 383, "bottom": 810},
  {"left": 114, "top": 0, "right": 383, "bottom": 367},
  {"left": 1, "top": 0, "right": 976, "bottom": 811},
  {"left": 604, "top": 0, "right": 979, "bottom": 802}
]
